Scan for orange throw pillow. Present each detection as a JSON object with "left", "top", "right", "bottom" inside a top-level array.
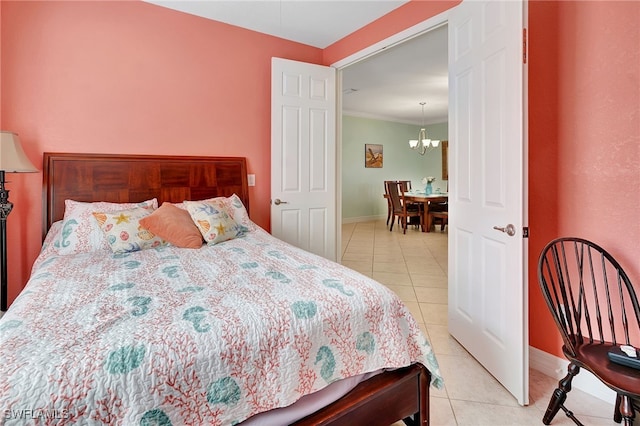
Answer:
[{"left": 139, "top": 202, "right": 203, "bottom": 249}]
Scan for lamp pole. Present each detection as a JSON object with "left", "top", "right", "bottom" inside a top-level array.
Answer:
[
  {"left": 0, "top": 170, "right": 13, "bottom": 312},
  {"left": 0, "top": 131, "right": 38, "bottom": 313}
]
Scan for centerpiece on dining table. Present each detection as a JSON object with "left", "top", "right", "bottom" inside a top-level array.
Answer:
[{"left": 422, "top": 176, "right": 436, "bottom": 195}]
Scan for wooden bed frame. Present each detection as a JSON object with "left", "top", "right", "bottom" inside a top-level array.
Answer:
[{"left": 41, "top": 152, "right": 431, "bottom": 426}]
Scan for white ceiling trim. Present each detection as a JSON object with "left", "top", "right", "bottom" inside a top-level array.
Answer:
[{"left": 330, "top": 11, "right": 450, "bottom": 69}]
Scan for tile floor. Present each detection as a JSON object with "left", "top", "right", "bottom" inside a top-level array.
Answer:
[{"left": 341, "top": 219, "right": 617, "bottom": 426}]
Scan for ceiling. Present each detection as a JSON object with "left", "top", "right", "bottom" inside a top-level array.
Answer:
[
  {"left": 145, "top": 0, "right": 448, "bottom": 125},
  {"left": 341, "top": 24, "right": 448, "bottom": 125}
]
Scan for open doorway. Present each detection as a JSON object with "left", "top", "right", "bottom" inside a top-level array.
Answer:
[
  {"left": 338, "top": 24, "right": 451, "bottom": 408},
  {"left": 338, "top": 18, "right": 451, "bottom": 357},
  {"left": 338, "top": 24, "right": 449, "bottom": 279},
  {"left": 339, "top": 24, "right": 449, "bottom": 230}
]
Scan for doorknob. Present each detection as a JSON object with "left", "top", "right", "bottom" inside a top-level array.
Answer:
[
  {"left": 493, "top": 224, "right": 516, "bottom": 236},
  {"left": 273, "top": 199, "right": 288, "bottom": 205}
]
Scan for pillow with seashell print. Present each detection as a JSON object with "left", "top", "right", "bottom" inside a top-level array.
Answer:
[
  {"left": 177, "top": 194, "right": 254, "bottom": 232},
  {"left": 92, "top": 207, "right": 166, "bottom": 254},
  {"left": 183, "top": 199, "right": 247, "bottom": 245},
  {"left": 52, "top": 199, "right": 158, "bottom": 255}
]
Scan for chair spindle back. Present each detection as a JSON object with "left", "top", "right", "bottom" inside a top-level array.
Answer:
[{"left": 538, "top": 237, "right": 640, "bottom": 357}]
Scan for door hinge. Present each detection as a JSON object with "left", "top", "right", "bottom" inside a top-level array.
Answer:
[
  {"left": 523, "top": 227, "right": 529, "bottom": 238},
  {"left": 523, "top": 28, "right": 527, "bottom": 64}
]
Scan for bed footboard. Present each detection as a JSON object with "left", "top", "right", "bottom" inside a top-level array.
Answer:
[{"left": 292, "top": 363, "right": 431, "bottom": 426}]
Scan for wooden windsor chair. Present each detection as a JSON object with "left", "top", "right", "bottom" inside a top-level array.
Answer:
[{"left": 538, "top": 237, "right": 640, "bottom": 425}]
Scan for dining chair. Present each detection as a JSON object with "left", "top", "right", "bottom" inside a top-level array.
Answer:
[
  {"left": 384, "top": 180, "right": 394, "bottom": 227},
  {"left": 384, "top": 180, "right": 419, "bottom": 229},
  {"left": 398, "top": 180, "right": 412, "bottom": 192},
  {"left": 386, "top": 181, "right": 423, "bottom": 234},
  {"left": 538, "top": 237, "right": 640, "bottom": 425},
  {"left": 399, "top": 180, "right": 422, "bottom": 227},
  {"left": 427, "top": 197, "right": 448, "bottom": 232},
  {"left": 427, "top": 210, "right": 448, "bottom": 232}
]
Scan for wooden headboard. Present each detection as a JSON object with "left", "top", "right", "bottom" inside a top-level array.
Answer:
[{"left": 42, "top": 153, "right": 249, "bottom": 238}]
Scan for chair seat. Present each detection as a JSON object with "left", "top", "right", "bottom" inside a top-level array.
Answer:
[{"left": 569, "top": 342, "right": 640, "bottom": 396}]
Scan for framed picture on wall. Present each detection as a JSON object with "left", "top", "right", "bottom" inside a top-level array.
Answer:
[{"left": 365, "top": 144, "right": 383, "bottom": 168}]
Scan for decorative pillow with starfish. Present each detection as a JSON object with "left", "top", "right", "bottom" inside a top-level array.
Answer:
[
  {"left": 52, "top": 199, "right": 158, "bottom": 255},
  {"left": 184, "top": 199, "right": 246, "bottom": 245},
  {"left": 93, "top": 206, "right": 166, "bottom": 254}
]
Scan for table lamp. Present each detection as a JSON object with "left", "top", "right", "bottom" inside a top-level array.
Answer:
[{"left": 0, "top": 131, "right": 38, "bottom": 312}]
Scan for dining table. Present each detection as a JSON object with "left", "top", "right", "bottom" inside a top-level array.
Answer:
[
  {"left": 384, "top": 191, "right": 448, "bottom": 233},
  {"left": 405, "top": 192, "right": 448, "bottom": 232}
]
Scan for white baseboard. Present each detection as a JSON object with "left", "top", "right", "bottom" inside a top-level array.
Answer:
[
  {"left": 529, "top": 346, "right": 616, "bottom": 403},
  {"left": 342, "top": 215, "right": 385, "bottom": 224}
]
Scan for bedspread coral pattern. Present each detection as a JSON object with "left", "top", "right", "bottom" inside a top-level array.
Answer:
[{"left": 0, "top": 226, "right": 441, "bottom": 425}]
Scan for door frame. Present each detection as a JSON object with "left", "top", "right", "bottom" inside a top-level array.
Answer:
[{"left": 331, "top": 9, "right": 453, "bottom": 259}]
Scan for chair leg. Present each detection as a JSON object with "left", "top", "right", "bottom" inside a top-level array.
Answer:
[
  {"left": 390, "top": 215, "right": 395, "bottom": 232},
  {"left": 543, "top": 363, "right": 581, "bottom": 425},
  {"left": 618, "top": 394, "right": 636, "bottom": 426}
]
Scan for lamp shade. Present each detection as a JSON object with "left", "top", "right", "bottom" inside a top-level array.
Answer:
[{"left": 0, "top": 131, "right": 38, "bottom": 173}]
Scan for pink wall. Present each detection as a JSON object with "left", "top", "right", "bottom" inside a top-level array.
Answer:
[
  {"left": 528, "top": 1, "right": 640, "bottom": 356},
  {"left": 2, "top": 0, "right": 639, "bottom": 362},
  {"left": 527, "top": 1, "right": 562, "bottom": 354},
  {"left": 0, "top": 0, "right": 322, "bottom": 306}
]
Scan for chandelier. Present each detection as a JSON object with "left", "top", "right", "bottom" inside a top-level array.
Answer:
[{"left": 408, "top": 102, "right": 440, "bottom": 155}]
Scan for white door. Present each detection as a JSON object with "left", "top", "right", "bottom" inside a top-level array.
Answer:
[
  {"left": 271, "top": 58, "right": 337, "bottom": 261},
  {"left": 448, "top": 1, "right": 529, "bottom": 405}
]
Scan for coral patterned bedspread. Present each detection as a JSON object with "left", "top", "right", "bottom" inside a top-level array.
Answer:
[{"left": 0, "top": 226, "right": 442, "bottom": 425}]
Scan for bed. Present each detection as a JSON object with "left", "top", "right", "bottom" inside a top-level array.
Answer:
[{"left": 0, "top": 153, "right": 442, "bottom": 425}]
